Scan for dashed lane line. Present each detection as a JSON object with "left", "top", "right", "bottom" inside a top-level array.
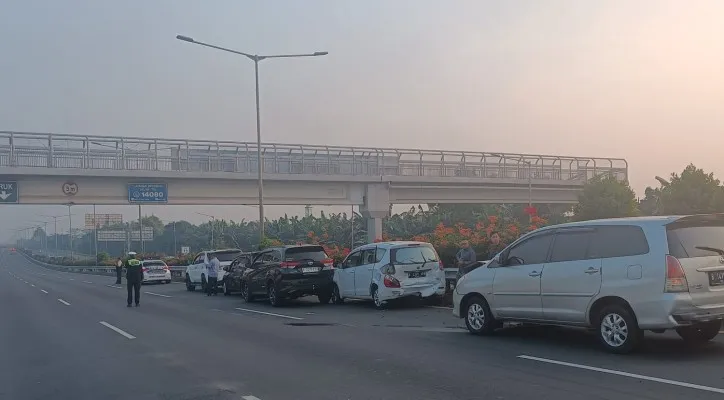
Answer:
[
  {"left": 99, "top": 321, "right": 136, "bottom": 340},
  {"left": 517, "top": 355, "right": 724, "bottom": 394},
  {"left": 40, "top": 289, "right": 48, "bottom": 294},
  {"left": 82, "top": 281, "right": 93, "bottom": 284},
  {"left": 234, "top": 307, "right": 303, "bottom": 320},
  {"left": 106, "top": 285, "right": 122, "bottom": 289},
  {"left": 242, "top": 396, "right": 262, "bottom": 400},
  {"left": 144, "top": 292, "right": 172, "bottom": 298},
  {"left": 57, "top": 299, "right": 71, "bottom": 306}
]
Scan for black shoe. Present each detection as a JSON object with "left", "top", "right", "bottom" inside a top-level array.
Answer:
[{"left": 127, "top": 304, "right": 132, "bottom": 307}]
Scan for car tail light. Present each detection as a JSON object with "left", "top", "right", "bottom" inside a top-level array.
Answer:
[
  {"left": 163, "top": 266, "right": 170, "bottom": 271},
  {"left": 380, "top": 264, "right": 396, "bottom": 275},
  {"left": 665, "top": 255, "right": 689, "bottom": 293},
  {"left": 142, "top": 267, "right": 148, "bottom": 272},
  {"left": 280, "top": 261, "right": 299, "bottom": 268},
  {"left": 383, "top": 275, "right": 401, "bottom": 288},
  {"left": 322, "top": 258, "right": 334, "bottom": 269},
  {"left": 438, "top": 261, "right": 444, "bottom": 271}
]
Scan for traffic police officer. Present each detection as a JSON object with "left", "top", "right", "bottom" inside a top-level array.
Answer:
[{"left": 125, "top": 252, "right": 143, "bottom": 307}]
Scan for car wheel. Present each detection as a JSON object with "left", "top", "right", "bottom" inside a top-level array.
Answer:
[
  {"left": 372, "top": 286, "right": 386, "bottom": 310},
  {"left": 223, "top": 280, "right": 231, "bottom": 296},
  {"left": 241, "top": 282, "right": 254, "bottom": 303},
  {"left": 596, "top": 304, "right": 643, "bottom": 354},
  {"left": 185, "top": 275, "right": 195, "bottom": 291},
  {"left": 676, "top": 321, "right": 721, "bottom": 343},
  {"left": 318, "top": 291, "right": 332, "bottom": 304},
  {"left": 464, "top": 296, "right": 497, "bottom": 335},
  {"left": 331, "top": 284, "right": 344, "bottom": 304},
  {"left": 268, "top": 283, "right": 282, "bottom": 307}
]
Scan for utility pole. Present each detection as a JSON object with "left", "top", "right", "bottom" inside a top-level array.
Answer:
[{"left": 138, "top": 204, "right": 144, "bottom": 254}]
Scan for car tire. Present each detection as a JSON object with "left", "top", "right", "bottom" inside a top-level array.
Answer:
[
  {"left": 331, "top": 284, "right": 344, "bottom": 304},
  {"left": 185, "top": 275, "right": 195, "bottom": 291},
  {"left": 268, "top": 282, "right": 282, "bottom": 307},
  {"left": 676, "top": 321, "right": 721, "bottom": 343},
  {"left": 223, "top": 280, "right": 231, "bottom": 296},
  {"left": 463, "top": 296, "right": 497, "bottom": 335},
  {"left": 371, "top": 286, "right": 386, "bottom": 310},
  {"left": 241, "top": 282, "right": 254, "bottom": 303},
  {"left": 596, "top": 304, "right": 643, "bottom": 354},
  {"left": 318, "top": 291, "right": 332, "bottom": 304}
]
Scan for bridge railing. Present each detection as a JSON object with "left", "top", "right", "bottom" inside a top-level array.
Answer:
[{"left": 0, "top": 131, "right": 628, "bottom": 182}]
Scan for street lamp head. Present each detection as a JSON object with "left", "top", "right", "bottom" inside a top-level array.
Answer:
[
  {"left": 313, "top": 51, "right": 329, "bottom": 56},
  {"left": 176, "top": 35, "right": 195, "bottom": 43}
]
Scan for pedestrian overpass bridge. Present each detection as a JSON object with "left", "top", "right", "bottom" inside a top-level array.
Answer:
[{"left": 0, "top": 131, "right": 627, "bottom": 240}]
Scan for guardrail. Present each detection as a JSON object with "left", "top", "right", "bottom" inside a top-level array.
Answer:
[{"left": 0, "top": 131, "right": 628, "bottom": 182}]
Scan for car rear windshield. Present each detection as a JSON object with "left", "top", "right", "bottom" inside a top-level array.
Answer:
[
  {"left": 391, "top": 245, "right": 439, "bottom": 265},
  {"left": 143, "top": 261, "right": 166, "bottom": 267},
  {"left": 212, "top": 251, "right": 242, "bottom": 262},
  {"left": 667, "top": 223, "right": 724, "bottom": 258},
  {"left": 285, "top": 246, "right": 329, "bottom": 262}
]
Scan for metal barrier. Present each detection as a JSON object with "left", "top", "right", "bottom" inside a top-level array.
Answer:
[
  {"left": 21, "top": 252, "right": 187, "bottom": 281},
  {"left": 0, "top": 131, "right": 628, "bottom": 182}
]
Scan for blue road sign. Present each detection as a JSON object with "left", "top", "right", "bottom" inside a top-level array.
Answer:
[
  {"left": 0, "top": 181, "right": 18, "bottom": 203},
  {"left": 128, "top": 183, "right": 168, "bottom": 203}
]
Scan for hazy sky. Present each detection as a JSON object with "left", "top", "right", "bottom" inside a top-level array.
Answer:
[{"left": 2, "top": 0, "right": 724, "bottom": 241}]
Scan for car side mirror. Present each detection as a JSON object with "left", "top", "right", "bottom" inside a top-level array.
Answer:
[{"left": 506, "top": 256, "right": 524, "bottom": 266}]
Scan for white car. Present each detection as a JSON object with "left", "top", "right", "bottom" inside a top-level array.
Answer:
[
  {"left": 185, "top": 249, "right": 242, "bottom": 292},
  {"left": 141, "top": 259, "right": 172, "bottom": 284},
  {"left": 332, "top": 241, "right": 446, "bottom": 309}
]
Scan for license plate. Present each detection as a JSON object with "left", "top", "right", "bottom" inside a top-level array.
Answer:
[
  {"left": 302, "top": 267, "right": 320, "bottom": 273},
  {"left": 708, "top": 271, "right": 724, "bottom": 286},
  {"left": 408, "top": 271, "right": 426, "bottom": 278}
]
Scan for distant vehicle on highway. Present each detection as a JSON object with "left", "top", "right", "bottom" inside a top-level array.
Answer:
[
  {"left": 141, "top": 259, "right": 172, "bottom": 284},
  {"left": 333, "top": 241, "right": 446, "bottom": 309},
  {"left": 9, "top": 248, "right": 16, "bottom": 254},
  {"left": 185, "top": 249, "right": 242, "bottom": 292},
  {"left": 221, "top": 251, "right": 260, "bottom": 295},
  {"left": 239, "top": 245, "right": 335, "bottom": 307},
  {"left": 453, "top": 214, "right": 724, "bottom": 354}
]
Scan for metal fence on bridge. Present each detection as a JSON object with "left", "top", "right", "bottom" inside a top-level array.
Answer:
[{"left": 0, "top": 131, "right": 628, "bottom": 182}]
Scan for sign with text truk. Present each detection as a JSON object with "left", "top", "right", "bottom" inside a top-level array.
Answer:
[
  {"left": 0, "top": 181, "right": 18, "bottom": 203},
  {"left": 181, "top": 246, "right": 190, "bottom": 255},
  {"left": 128, "top": 183, "right": 168, "bottom": 204}
]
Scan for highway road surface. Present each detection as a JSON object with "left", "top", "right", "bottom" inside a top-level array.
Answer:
[{"left": 2, "top": 249, "right": 724, "bottom": 400}]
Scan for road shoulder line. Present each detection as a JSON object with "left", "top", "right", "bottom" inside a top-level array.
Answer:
[{"left": 99, "top": 321, "right": 136, "bottom": 339}]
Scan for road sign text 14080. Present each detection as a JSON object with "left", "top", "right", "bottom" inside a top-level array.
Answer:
[{"left": 128, "top": 183, "right": 168, "bottom": 204}]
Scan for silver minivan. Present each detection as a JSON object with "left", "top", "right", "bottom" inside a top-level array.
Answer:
[{"left": 453, "top": 215, "right": 724, "bottom": 353}]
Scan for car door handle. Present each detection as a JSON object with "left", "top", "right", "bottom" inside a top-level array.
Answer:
[
  {"left": 585, "top": 268, "right": 600, "bottom": 274},
  {"left": 528, "top": 271, "right": 541, "bottom": 277}
]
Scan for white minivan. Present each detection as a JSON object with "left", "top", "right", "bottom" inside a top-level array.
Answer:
[{"left": 332, "top": 241, "right": 446, "bottom": 309}]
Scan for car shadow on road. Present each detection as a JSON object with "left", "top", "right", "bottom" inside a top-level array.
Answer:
[{"left": 491, "top": 325, "right": 724, "bottom": 360}]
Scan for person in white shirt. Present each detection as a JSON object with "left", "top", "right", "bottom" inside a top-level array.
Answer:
[{"left": 206, "top": 254, "right": 220, "bottom": 296}]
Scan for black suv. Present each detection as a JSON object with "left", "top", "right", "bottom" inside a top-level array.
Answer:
[
  {"left": 239, "top": 245, "right": 335, "bottom": 307},
  {"left": 221, "top": 251, "right": 259, "bottom": 296}
]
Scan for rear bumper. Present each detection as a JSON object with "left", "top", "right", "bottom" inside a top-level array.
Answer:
[
  {"left": 632, "top": 293, "right": 724, "bottom": 328},
  {"left": 378, "top": 281, "right": 446, "bottom": 302},
  {"left": 143, "top": 274, "right": 171, "bottom": 283},
  {"left": 672, "top": 309, "right": 724, "bottom": 324},
  {"left": 277, "top": 278, "right": 334, "bottom": 297}
]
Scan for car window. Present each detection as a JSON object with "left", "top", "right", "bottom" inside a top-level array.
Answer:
[
  {"left": 588, "top": 225, "right": 649, "bottom": 259},
  {"left": 391, "top": 245, "right": 439, "bottom": 265},
  {"left": 271, "top": 250, "right": 282, "bottom": 262},
  {"left": 142, "top": 261, "right": 166, "bottom": 267},
  {"left": 284, "top": 246, "right": 328, "bottom": 262},
  {"left": 550, "top": 231, "right": 593, "bottom": 262},
  {"left": 344, "top": 251, "right": 362, "bottom": 268},
  {"left": 506, "top": 233, "right": 553, "bottom": 265},
  {"left": 194, "top": 254, "right": 204, "bottom": 264},
  {"left": 375, "top": 248, "right": 387, "bottom": 263},
  {"left": 210, "top": 250, "right": 242, "bottom": 262},
  {"left": 667, "top": 223, "right": 724, "bottom": 258}
]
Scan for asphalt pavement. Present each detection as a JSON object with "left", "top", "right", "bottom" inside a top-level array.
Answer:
[{"left": 2, "top": 249, "right": 724, "bottom": 400}]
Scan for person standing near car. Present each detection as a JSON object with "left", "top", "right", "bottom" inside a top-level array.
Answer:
[
  {"left": 455, "top": 240, "right": 477, "bottom": 279},
  {"left": 206, "top": 254, "right": 220, "bottom": 296},
  {"left": 485, "top": 231, "right": 505, "bottom": 261},
  {"left": 115, "top": 257, "right": 123, "bottom": 284},
  {"left": 125, "top": 252, "right": 143, "bottom": 307}
]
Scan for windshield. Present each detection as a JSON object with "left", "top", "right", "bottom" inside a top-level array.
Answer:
[
  {"left": 142, "top": 261, "right": 166, "bottom": 267},
  {"left": 667, "top": 224, "right": 724, "bottom": 258},
  {"left": 285, "top": 247, "right": 328, "bottom": 262},
  {"left": 391, "top": 245, "right": 439, "bottom": 265},
  {"left": 211, "top": 251, "right": 242, "bottom": 262}
]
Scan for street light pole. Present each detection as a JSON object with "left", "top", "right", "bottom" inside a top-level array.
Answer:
[
  {"left": 176, "top": 34, "right": 327, "bottom": 245},
  {"left": 196, "top": 212, "right": 216, "bottom": 249}
]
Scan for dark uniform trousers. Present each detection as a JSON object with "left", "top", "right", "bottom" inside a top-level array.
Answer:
[{"left": 127, "top": 281, "right": 141, "bottom": 305}]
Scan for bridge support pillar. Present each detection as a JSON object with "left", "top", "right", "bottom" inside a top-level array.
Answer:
[{"left": 360, "top": 184, "right": 390, "bottom": 243}]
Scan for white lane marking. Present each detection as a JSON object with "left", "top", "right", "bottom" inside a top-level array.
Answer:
[
  {"left": 234, "top": 307, "right": 303, "bottom": 320},
  {"left": 518, "top": 355, "right": 724, "bottom": 394},
  {"left": 144, "top": 292, "right": 171, "bottom": 298},
  {"left": 106, "top": 285, "right": 122, "bottom": 289},
  {"left": 68, "top": 278, "right": 74, "bottom": 281},
  {"left": 57, "top": 299, "right": 71, "bottom": 306},
  {"left": 31, "top": 284, "right": 35, "bottom": 287},
  {"left": 242, "top": 396, "right": 262, "bottom": 400},
  {"left": 99, "top": 321, "right": 136, "bottom": 340},
  {"left": 40, "top": 289, "right": 48, "bottom": 294},
  {"left": 82, "top": 281, "right": 93, "bottom": 284}
]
